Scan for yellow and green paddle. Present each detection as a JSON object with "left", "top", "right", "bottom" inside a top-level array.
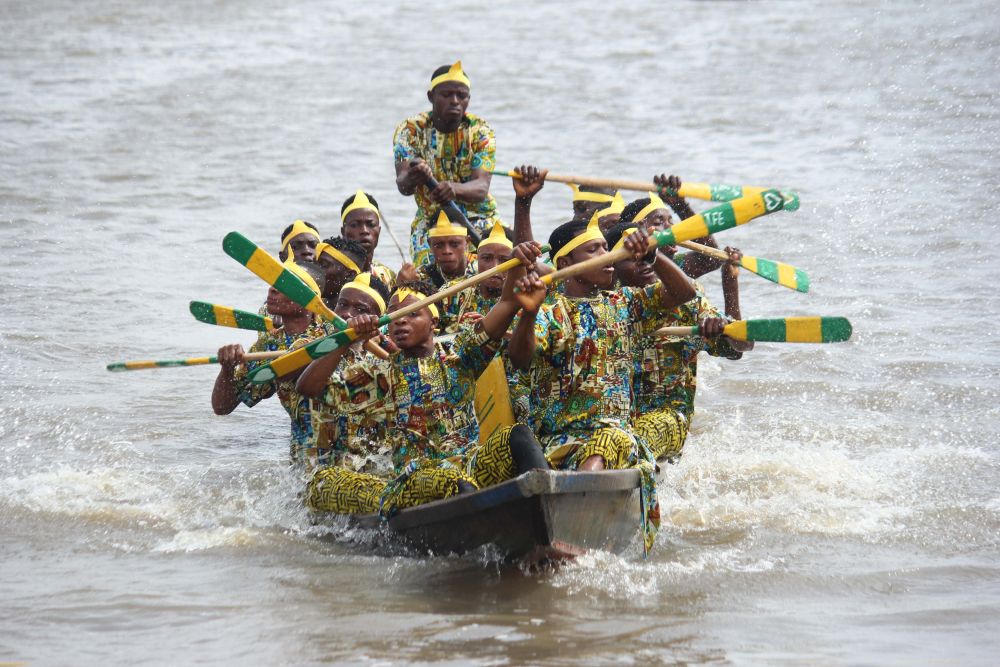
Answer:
[
  {"left": 189, "top": 301, "right": 275, "bottom": 332},
  {"left": 107, "top": 350, "right": 285, "bottom": 372},
  {"left": 221, "top": 232, "right": 388, "bottom": 360},
  {"left": 540, "top": 188, "right": 788, "bottom": 287},
  {"left": 492, "top": 168, "right": 801, "bottom": 212},
  {"left": 679, "top": 240, "right": 810, "bottom": 293},
  {"left": 247, "top": 244, "right": 550, "bottom": 385},
  {"left": 656, "top": 316, "right": 852, "bottom": 343}
]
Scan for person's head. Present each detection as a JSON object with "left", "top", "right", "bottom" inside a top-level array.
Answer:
[
  {"left": 279, "top": 219, "right": 321, "bottom": 263},
  {"left": 476, "top": 221, "right": 514, "bottom": 296},
  {"left": 387, "top": 279, "right": 439, "bottom": 353},
  {"left": 267, "top": 259, "right": 322, "bottom": 319},
  {"left": 315, "top": 236, "right": 366, "bottom": 299},
  {"left": 605, "top": 222, "right": 655, "bottom": 287},
  {"left": 340, "top": 190, "right": 381, "bottom": 261},
  {"left": 619, "top": 191, "right": 673, "bottom": 233},
  {"left": 427, "top": 211, "right": 470, "bottom": 277},
  {"left": 334, "top": 272, "right": 390, "bottom": 321},
  {"left": 426, "top": 61, "right": 471, "bottom": 133},
  {"left": 568, "top": 183, "right": 617, "bottom": 223},
  {"left": 549, "top": 217, "right": 614, "bottom": 291},
  {"left": 591, "top": 192, "right": 627, "bottom": 233}
]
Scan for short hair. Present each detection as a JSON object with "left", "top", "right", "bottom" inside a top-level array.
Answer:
[
  {"left": 322, "top": 236, "right": 367, "bottom": 267},
  {"left": 603, "top": 221, "right": 636, "bottom": 252},
  {"left": 618, "top": 198, "right": 651, "bottom": 226},
  {"left": 547, "top": 219, "right": 589, "bottom": 262},
  {"left": 366, "top": 274, "right": 391, "bottom": 304},
  {"left": 280, "top": 220, "right": 319, "bottom": 242},
  {"left": 394, "top": 278, "right": 438, "bottom": 298},
  {"left": 340, "top": 191, "right": 380, "bottom": 216}
]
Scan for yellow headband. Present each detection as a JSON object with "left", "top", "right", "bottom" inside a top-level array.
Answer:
[
  {"left": 610, "top": 227, "right": 639, "bottom": 253},
  {"left": 391, "top": 287, "right": 440, "bottom": 318},
  {"left": 552, "top": 217, "right": 606, "bottom": 263},
  {"left": 478, "top": 220, "right": 512, "bottom": 251},
  {"left": 427, "top": 210, "right": 469, "bottom": 239},
  {"left": 341, "top": 273, "right": 386, "bottom": 315},
  {"left": 281, "top": 219, "right": 320, "bottom": 252},
  {"left": 428, "top": 60, "right": 471, "bottom": 92},
  {"left": 589, "top": 192, "right": 626, "bottom": 227},
  {"left": 341, "top": 189, "right": 380, "bottom": 223},
  {"left": 283, "top": 259, "right": 321, "bottom": 296},
  {"left": 315, "top": 242, "right": 361, "bottom": 274},
  {"left": 633, "top": 191, "right": 669, "bottom": 224},
  {"left": 567, "top": 183, "right": 615, "bottom": 204}
]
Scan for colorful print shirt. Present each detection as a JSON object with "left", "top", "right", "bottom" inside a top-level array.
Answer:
[
  {"left": 234, "top": 322, "right": 326, "bottom": 466},
  {"left": 518, "top": 286, "right": 671, "bottom": 462},
  {"left": 437, "top": 282, "right": 499, "bottom": 334},
  {"left": 323, "top": 326, "right": 501, "bottom": 471},
  {"left": 634, "top": 282, "right": 740, "bottom": 417},
  {"left": 370, "top": 259, "right": 397, "bottom": 293},
  {"left": 414, "top": 254, "right": 477, "bottom": 289},
  {"left": 311, "top": 345, "right": 393, "bottom": 477},
  {"left": 392, "top": 112, "right": 501, "bottom": 265}
]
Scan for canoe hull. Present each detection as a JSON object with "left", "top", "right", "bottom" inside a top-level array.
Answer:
[{"left": 343, "top": 469, "right": 641, "bottom": 561}]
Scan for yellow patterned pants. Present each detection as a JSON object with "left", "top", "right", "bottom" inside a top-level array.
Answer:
[
  {"left": 547, "top": 426, "right": 639, "bottom": 471},
  {"left": 380, "top": 425, "right": 521, "bottom": 516},
  {"left": 634, "top": 408, "right": 689, "bottom": 462},
  {"left": 306, "top": 467, "right": 386, "bottom": 515}
]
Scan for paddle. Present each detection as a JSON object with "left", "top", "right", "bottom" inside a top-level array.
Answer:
[
  {"left": 655, "top": 316, "right": 852, "bottom": 343},
  {"left": 221, "top": 232, "right": 388, "bottom": 360},
  {"left": 189, "top": 301, "right": 275, "bottom": 332},
  {"left": 540, "top": 189, "right": 787, "bottom": 287},
  {"left": 416, "top": 162, "right": 484, "bottom": 246},
  {"left": 107, "top": 350, "right": 284, "bottom": 372},
  {"left": 493, "top": 168, "right": 800, "bottom": 212},
  {"left": 247, "top": 244, "right": 551, "bottom": 384},
  {"left": 377, "top": 211, "right": 409, "bottom": 264},
  {"left": 678, "top": 241, "right": 810, "bottom": 293}
]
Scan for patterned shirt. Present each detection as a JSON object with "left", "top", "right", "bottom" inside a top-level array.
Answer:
[
  {"left": 393, "top": 112, "right": 501, "bottom": 265},
  {"left": 634, "top": 283, "right": 739, "bottom": 417},
  {"left": 437, "top": 281, "right": 499, "bottom": 334},
  {"left": 517, "top": 286, "right": 671, "bottom": 461},
  {"left": 370, "top": 259, "right": 396, "bottom": 292},
  {"left": 415, "top": 254, "right": 477, "bottom": 289},
  {"left": 234, "top": 322, "right": 326, "bottom": 466},
  {"left": 311, "top": 345, "right": 393, "bottom": 477},
  {"left": 322, "top": 326, "right": 501, "bottom": 471}
]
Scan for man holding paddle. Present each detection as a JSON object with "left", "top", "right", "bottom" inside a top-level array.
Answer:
[{"left": 393, "top": 61, "right": 501, "bottom": 267}]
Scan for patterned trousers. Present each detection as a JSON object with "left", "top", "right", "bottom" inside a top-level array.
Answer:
[{"left": 634, "top": 408, "right": 689, "bottom": 462}]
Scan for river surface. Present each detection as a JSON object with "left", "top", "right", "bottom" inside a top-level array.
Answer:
[{"left": 2, "top": 1, "right": 999, "bottom": 664}]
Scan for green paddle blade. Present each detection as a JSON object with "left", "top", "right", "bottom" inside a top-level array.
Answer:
[
  {"left": 654, "top": 188, "right": 786, "bottom": 248},
  {"left": 247, "top": 327, "right": 369, "bottom": 384},
  {"left": 189, "top": 301, "right": 274, "bottom": 331},
  {"left": 724, "top": 317, "right": 852, "bottom": 343},
  {"left": 740, "top": 257, "right": 810, "bottom": 293}
]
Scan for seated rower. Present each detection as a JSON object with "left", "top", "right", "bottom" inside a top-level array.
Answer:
[
  {"left": 437, "top": 221, "right": 514, "bottom": 334},
  {"left": 605, "top": 222, "right": 751, "bottom": 461},
  {"left": 508, "top": 218, "right": 697, "bottom": 553},
  {"left": 296, "top": 265, "right": 548, "bottom": 516},
  {"left": 279, "top": 219, "right": 321, "bottom": 264},
  {"left": 399, "top": 211, "right": 477, "bottom": 289},
  {"left": 315, "top": 237, "right": 365, "bottom": 309},
  {"left": 568, "top": 183, "right": 617, "bottom": 224},
  {"left": 339, "top": 190, "right": 407, "bottom": 291},
  {"left": 212, "top": 260, "right": 327, "bottom": 466}
]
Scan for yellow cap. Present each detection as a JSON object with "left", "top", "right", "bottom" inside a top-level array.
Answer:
[
  {"left": 552, "top": 217, "right": 606, "bottom": 263},
  {"left": 428, "top": 61, "right": 471, "bottom": 92},
  {"left": 280, "top": 220, "right": 320, "bottom": 253},
  {"left": 588, "top": 192, "right": 626, "bottom": 227},
  {"left": 478, "top": 220, "right": 513, "bottom": 250},
  {"left": 341, "top": 189, "right": 380, "bottom": 222},
  {"left": 633, "top": 191, "right": 669, "bottom": 224},
  {"left": 391, "top": 287, "right": 439, "bottom": 319},
  {"left": 341, "top": 273, "right": 386, "bottom": 315},
  {"left": 567, "top": 182, "right": 615, "bottom": 204},
  {"left": 427, "top": 210, "right": 469, "bottom": 239},
  {"left": 610, "top": 227, "right": 639, "bottom": 253},
  {"left": 315, "top": 242, "right": 361, "bottom": 274}
]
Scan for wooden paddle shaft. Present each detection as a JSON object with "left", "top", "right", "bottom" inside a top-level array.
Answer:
[
  {"left": 540, "top": 237, "right": 655, "bottom": 286},
  {"left": 377, "top": 212, "right": 409, "bottom": 264},
  {"left": 540, "top": 172, "right": 656, "bottom": 192},
  {"left": 679, "top": 240, "right": 730, "bottom": 261}
]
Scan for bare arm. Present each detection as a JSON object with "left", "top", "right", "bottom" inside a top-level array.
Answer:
[{"left": 212, "top": 344, "right": 244, "bottom": 415}]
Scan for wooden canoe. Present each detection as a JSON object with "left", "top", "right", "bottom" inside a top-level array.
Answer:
[{"left": 338, "top": 469, "right": 642, "bottom": 562}]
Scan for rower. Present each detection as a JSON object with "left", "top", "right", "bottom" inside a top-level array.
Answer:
[
  {"left": 212, "top": 260, "right": 327, "bottom": 467},
  {"left": 436, "top": 220, "right": 513, "bottom": 333},
  {"left": 393, "top": 61, "right": 502, "bottom": 267},
  {"left": 568, "top": 183, "right": 617, "bottom": 225},
  {"left": 339, "top": 190, "right": 405, "bottom": 291},
  {"left": 314, "top": 237, "right": 365, "bottom": 308},
  {"left": 402, "top": 211, "right": 477, "bottom": 289},
  {"left": 278, "top": 219, "right": 321, "bottom": 264},
  {"left": 296, "top": 266, "right": 548, "bottom": 516}
]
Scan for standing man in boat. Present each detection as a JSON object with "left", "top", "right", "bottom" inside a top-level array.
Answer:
[
  {"left": 393, "top": 61, "right": 501, "bottom": 268},
  {"left": 339, "top": 190, "right": 404, "bottom": 291}
]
